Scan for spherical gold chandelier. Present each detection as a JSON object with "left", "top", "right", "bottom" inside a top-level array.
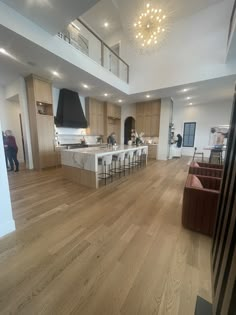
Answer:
[{"left": 134, "top": 2, "right": 168, "bottom": 50}]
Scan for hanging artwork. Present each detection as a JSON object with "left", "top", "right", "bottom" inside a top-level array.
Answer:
[{"left": 209, "top": 125, "right": 229, "bottom": 146}]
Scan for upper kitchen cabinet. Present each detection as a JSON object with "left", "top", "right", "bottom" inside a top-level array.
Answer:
[
  {"left": 107, "top": 102, "right": 121, "bottom": 119},
  {"left": 85, "top": 97, "right": 105, "bottom": 136},
  {"left": 136, "top": 100, "right": 161, "bottom": 137},
  {"left": 33, "top": 77, "right": 53, "bottom": 104}
]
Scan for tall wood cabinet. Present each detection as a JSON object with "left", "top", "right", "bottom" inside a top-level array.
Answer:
[
  {"left": 104, "top": 102, "right": 121, "bottom": 144},
  {"left": 25, "top": 75, "right": 57, "bottom": 170},
  {"left": 85, "top": 98, "right": 104, "bottom": 136},
  {"left": 136, "top": 100, "right": 161, "bottom": 136}
]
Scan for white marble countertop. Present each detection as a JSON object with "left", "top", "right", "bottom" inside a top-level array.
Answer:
[
  {"left": 61, "top": 145, "right": 148, "bottom": 172},
  {"left": 64, "top": 145, "right": 147, "bottom": 157}
]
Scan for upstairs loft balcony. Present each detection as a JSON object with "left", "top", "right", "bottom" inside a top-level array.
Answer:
[{"left": 58, "top": 19, "right": 129, "bottom": 84}]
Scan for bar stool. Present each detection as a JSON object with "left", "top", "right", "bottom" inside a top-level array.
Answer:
[
  {"left": 192, "top": 147, "right": 204, "bottom": 162},
  {"left": 134, "top": 149, "right": 142, "bottom": 168},
  {"left": 98, "top": 155, "right": 113, "bottom": 185},
  {"left": 141, "top": 147, "right": 148, "bottom": 166},
  {"left": 111, "top": 152, "right": 126, "bottom": 178},
  {"left": 125, "top": 150, "right": 134, "bottom": 174}
]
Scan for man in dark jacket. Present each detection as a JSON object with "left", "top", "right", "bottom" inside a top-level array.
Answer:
[
  {"left": 107, "top": 132, "right": 116, "bottom": 145},
  {"left": 2, "top": 131, "right": 9, "bottom": 169},
  {"left": 5, "top": 130, "right": 19, "bottom": 172}
]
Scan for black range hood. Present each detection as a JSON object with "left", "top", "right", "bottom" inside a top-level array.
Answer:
[{"left": 55, "top": 88, "right": 88, "bottom": 128}]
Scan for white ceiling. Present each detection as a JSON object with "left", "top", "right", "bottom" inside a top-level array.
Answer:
[
  {"left": 0, "top": 4, "right": 235, "bottom": 107},
  {"left": 0, "top": 0, "right": 100, "bottom": 34},
  {"left": 82, "top": 0, "right": 224, "bottom": 39}
]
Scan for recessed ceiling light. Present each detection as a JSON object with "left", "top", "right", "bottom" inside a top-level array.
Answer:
[
  {"left": 104, "top": 93, "right": 108, "bottom": 97},
  {"left": 146, "top": 95, "right": 150, "bottom": 98},
  {"left": 0, "top": 48, "right": 8, "bottom": 55},
  {"left": 0, "top": 48, "right": 16, "bottom": 60},
  {"left": 183, "top": 89, "right": 188, "bottom": 92},
  {"left": 83, "top": 84, "right": 89, "bottom": 89},
  {"left": 104, "top": 22, "right": 109, "bottom": 28},
  {"left": 187, "top": 97, "right": 191, "bottom": 100},
  {"left": 52, "top": 71, "right": 59, "bottom": 77},
  {"left": 189, "top": 102, "right": 193, "bottom": 105},
  {"left": 118, "top": 99, "right": 122, "bottom": 103}
]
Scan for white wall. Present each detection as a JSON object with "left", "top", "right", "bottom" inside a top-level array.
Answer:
[
  {"left": 0, "top": 104, "right": 15, "bottom": 238},
  {"left": 173, "top": 100, "right": 233, "bottom": 157},
  {"left": 158, "top": 98, "right": 173, "bottom": 160},
  {"left": 0, "top": 100, "right": 24, "bottom": 162},
  {"left": 121, "top": 103, "right": 136, "bottom": 144}
]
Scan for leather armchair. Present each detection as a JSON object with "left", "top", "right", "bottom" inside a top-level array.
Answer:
[
  {"left": 182, "top": 174, "right": 221, "bottom": 236},
  {"left": 196, "top": 162, "right": 223, "bottom": 169},
  {"left": 189, "top": 161, "right": 223, "bottom": 178}
]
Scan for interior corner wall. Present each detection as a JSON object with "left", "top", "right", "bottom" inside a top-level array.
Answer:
[
  {"left": 0, "top": 118, "right": 15, "bottom": 238},
  {"left": 158, "top": 98, "right": 173, "bottom": 160},
  {"left": 121, "top": 103, "right": 136, "bottom": 144},
  {"left": 173, "top": 101, "right": 233, "bottom": 157}
]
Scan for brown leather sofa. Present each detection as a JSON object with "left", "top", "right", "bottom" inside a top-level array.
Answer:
[
  {"left": 189, "top": 161, "right": 223, "bottom": 178},
  {"left": 182, "top": 174, "right": 221, "bottom": 236}
]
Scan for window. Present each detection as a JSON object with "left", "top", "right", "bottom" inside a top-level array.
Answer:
[{"left": 183, "top": 122, "right": 196, "bottom": 147}]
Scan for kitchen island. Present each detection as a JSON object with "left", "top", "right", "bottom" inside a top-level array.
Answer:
[{"left": 61, "top": 145, "right": 148, "bottom": 189}]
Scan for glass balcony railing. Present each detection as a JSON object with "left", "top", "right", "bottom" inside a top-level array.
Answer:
[{"left": 58, "top": 18, "right": 129, "bottom": 84}]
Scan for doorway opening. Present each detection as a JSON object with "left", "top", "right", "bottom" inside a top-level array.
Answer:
[
  {"left": 2, "top": 94, "right": 26, "bottom": 170},
  {"left": 124, "top": 116, "right": 135, "bottom": 145}
]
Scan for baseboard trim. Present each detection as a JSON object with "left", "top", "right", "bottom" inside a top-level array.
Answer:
[{"left": 0, "top": 219, "right": 16, "bottom": 238}]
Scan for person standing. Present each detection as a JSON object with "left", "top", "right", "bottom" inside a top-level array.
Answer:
[
  {"left": 107, "top": 132, "right": 116, "bottom": 146},
  {"left": 5, "top": 130, "right": 19, "bottom": 172},
  {"left": 2, "top": 131, "right": 10, "bottom": 169}
]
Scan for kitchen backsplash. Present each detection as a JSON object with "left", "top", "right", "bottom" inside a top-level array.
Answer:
[
  {"left": 142, "top": 137, "right": 159, "bottom": 144},
  {"left": 55, "top": 127, "right": 100, "bottom": 145}
]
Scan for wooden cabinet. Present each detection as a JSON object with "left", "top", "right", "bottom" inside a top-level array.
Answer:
[
  {"left": 25, "top": 75, "right": 57, "bottom": 170},
  {"left": 104, "top": 102, "right": 121, "bottom": 144},
  {"left": 136, "top": 100, "right": 161, "bottom": 137},
  {"left": 85, "top": 98, "right": 104, "bottom": 136},
  {"left": 34, "top": 78, "right": 52, "bottom": 104},
  {"left": 148, "top": 144, "right": 158, "bottom": 159},
  {"left": 107, "top": 103, "right": 121, "bottom": 119},
  {"left": 85, "top": 98, "right": 121, "bottom": 143}
]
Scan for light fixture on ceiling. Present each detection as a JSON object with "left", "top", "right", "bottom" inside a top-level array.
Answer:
[
  {"left": 104, "top": 93, "right": 108, "bottom": 97},
  {"left": 83, "top": 84, "right": 89, "bottom": 89},
  {"left": 52, "top": 71, "right": 60, "bottom": 77},
  {"left": 0, "top": 48, "right": 17, "bottom": 60},
  {"left": 187, "top": 96, "right": 191, "bottom": 100},
  {"left": 0, "top": 48, "right": 8, "bottom": 55},
  {"left": 104, "top": 22, "right": 109, "bottom": 28},
  {"left": 189, "top": 102, "right": 193, "bottom": 105},
  {"left": 146, "top": 94, "right": 150, "bottom": 98},
  {"left": 183, "top": 89, "right": 188, "bottom": 92},
  {"left": 71, "top": 22, "right": 81, "bottom": 32},
  {"left": 118, "top": 99, "right": 122, "bottom": 103},
  {"left": 133, "top": 2, "right": 168, "bottom": 51}
]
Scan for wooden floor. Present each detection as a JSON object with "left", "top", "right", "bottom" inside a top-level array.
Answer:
[{"left": 0, "top": 158, "right": 212, "bottom": 315}]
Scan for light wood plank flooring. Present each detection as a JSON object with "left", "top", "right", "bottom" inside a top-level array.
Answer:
[{"left": 0, "top": 158, "right": 212, "bottom": 315}]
